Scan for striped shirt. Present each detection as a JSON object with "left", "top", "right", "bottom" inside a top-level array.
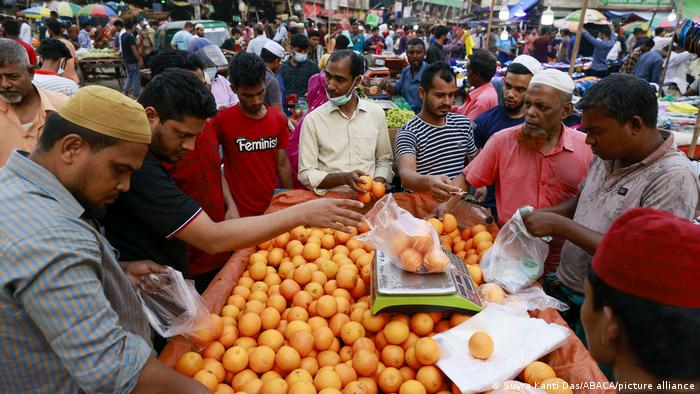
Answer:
[
  {"left": 0, "top": 151, "right": 153, "bottom": 393},
  {"left": 395, "top": 112, "right": 478, "bottom": 178},
  {"left": 33, "top": 72, "right": 80, "bottom": 97}
]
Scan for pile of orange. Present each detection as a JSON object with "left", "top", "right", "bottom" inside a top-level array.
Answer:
[{"left": 173, "top": 221, "right": 571, "bottom": 394}]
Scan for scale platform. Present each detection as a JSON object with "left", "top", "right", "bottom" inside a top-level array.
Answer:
[{"left": 369, "top": 250, "right": 483, "bottom": 315}]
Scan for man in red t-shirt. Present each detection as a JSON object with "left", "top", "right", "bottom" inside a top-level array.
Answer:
[
  {"left": 2, "top": 19, "right": 37, "bottom": 65},
  {"left": 212, "top": 52, "right": 293, "bottom": 217}
]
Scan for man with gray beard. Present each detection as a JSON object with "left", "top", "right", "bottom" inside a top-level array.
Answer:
[
  {"left": 0, "top": 38, "right": 67, "bottom": 167},
  {"left": 437, "top": 69, "right": 593, "bottom": 275}
]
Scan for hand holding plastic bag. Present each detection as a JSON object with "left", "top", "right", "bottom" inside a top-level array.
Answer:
[
  {"left": 481, "top": 207, "right": 549, "bottom": 293},
  {"left": 135, "top": 266, "right": 213, "bottom": 346},
  {"left": 356, "top": 194, "right": 450, "bottom": 273}
]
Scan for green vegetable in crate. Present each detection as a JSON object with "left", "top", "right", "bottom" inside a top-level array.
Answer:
[{"left": 386, "top": 108, "right": 415, "bottom": 128}]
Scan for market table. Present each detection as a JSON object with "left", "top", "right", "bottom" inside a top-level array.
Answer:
[
  {"left": 159, "top": 190, "right": 611, "bottom": 393},
  {"left": 78, "top": 56, "right": 124, "bottom": 88}
]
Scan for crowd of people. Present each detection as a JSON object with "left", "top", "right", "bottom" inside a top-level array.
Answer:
[{"left": 0, "top": 8, "right": 699, "bottom": 393}]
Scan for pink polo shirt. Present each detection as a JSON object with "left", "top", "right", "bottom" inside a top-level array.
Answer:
[
  {"left": 464, "top": 124, "right": 592, "bottom": 272},
  {"left": 455, "top": 83, "right": 498, "bottom": 121}
]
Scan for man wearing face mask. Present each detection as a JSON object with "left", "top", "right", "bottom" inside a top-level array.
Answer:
[
  {"left": 298, "top": 49, "right": 394, "bottom": 194},
  {"left": 279, "top": 33, "right": 320, "bottom": 111},
  {"left": 33, "top": 39, "right": 80, "bottom": 97},
  {"left": 103, "top": 69, "right": 365, "bottom": 290},
  {"left": 438, "top": 69, "right": 592, "bottom": 275},
  {"left": 0, "top": 39, "right": 68, "bottom": 168}
]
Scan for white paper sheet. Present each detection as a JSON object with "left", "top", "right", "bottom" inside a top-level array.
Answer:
[{"left": 434, "top": 305, "right": 570, "bottom": 394}]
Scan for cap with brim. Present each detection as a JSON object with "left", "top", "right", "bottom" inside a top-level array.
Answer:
[{"left": 58, "top": 86, "right": 151, "bottom": 144}]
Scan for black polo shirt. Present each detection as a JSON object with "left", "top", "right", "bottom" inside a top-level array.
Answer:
[
  {"left": 279, "top": 59, "right": 320, "bottom": 98},
  {"left": 102, "top": 151, "right": 202, "bottom": 274}
]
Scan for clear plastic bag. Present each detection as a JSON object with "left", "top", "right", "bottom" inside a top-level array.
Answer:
[
  {"left": 135, "top": 266, "right": 213, "bottom": 343},
  {"left": 356, "top": 194, "right": 450, "bottom": 273},
  {"left": 481, "top": 207, "right": 549, "bottom": 293}
]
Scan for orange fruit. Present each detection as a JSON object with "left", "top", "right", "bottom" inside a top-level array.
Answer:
[
  {"left": 479, "top": 283, "right": 506, "bottom": 304},
  {"left": 193, "top": 370, "right": 219, "bottom": 391},
  {"left": 470, "top": 224, "right": 487, "bottom": 237},
  {"left": 175, "top": 351, "right": 204, "bottom": 377},
  {"left": 426, "top": 218, "right": 444, "bottom": 235},
  {"left": 276, "top": 345, "right": 302, "bottom": 372},
  {"left": 274, "top": 232, "right": 291, "bottom": 248},
  {"left": 222, "top": 304, "right": 240, "bottom": 319},
  {"left": 317, "top": 350, "right": 342, "bottom": 367},
  {"left": 358, "top": 175, "right": 373, "bottom": 191},
  {"left": 238, "top": 312, "right": 262, "bottom": 337},
  {"left": 314, "top": 368, "right": 343, "bottom": 391},
  {"left": 321, "top": 233, "right": 336, "bottom": 250},
  {"left": 340, "top": 321, "right": 365, "bottom": 345},
  {"left": 215, "top": 383, "right": 236, "bottom": 394},
  {"left": 381, "top": 345, "right": 405, "bottom": 369},
  {"left": 409, "top": 313, "right": 434, "bottom": 336},
  {"left": 472, "top": 231, "right": 493, "bottom": 245},
  {"left": 287, "top": 241, "right": 305, "bottom": 258},
  {"left": 361, "top": 310, "right": 386, "bottom": 333},
  {"left": 289, "top": 330, "right": 315, "bottom": 357},
  {"left": 267, "top": 293, "right": 287, "bottom": 313},
  {"left": 313, "top": 326, "right": 335, "bottom": 351},
  {"left": 465, "top": 254, "right": 480, "bottom": 266},
  {"left": 352, "top": 349, "right": 379, "bottom": 377},
  {"left": 399, "top": 248, "right": 423, "bottom": 273},
  {"left": 399, "top": 380, "right": 427, "bottom": 394},
  {"left": 288, "top": 306, "right": 310, "bottom": 322},
  {"left": 294, "top": 265, "right": 313, "bottom": 286},
  {"left": 286, "top": 368, "right": 314, "bottom": 386},
  {"left": 219, "top": 325, "right": 238, "bottom": 348},
  {"left": 222, "top": 346, "right": 249, "bottom": 373},
  {"left": 467, "top": 264, "right": 483, "bottom": 285},
  {"left": 523, "top": 361, "right": 557, "bottom": 386},
  {"left": 190, "top": 325, "right": 216, "bottom": 348},
  {"left": 291, "top": 226, "right": 308, "bottom": 242},
  {"left": 330, "top": 313, "right": 351, "bottom": 336},
  {"left": 335, "top": 362, "right": 358, "bottom": 387},
  {"left": 414, "top": 337, "right": 440, "bottom": 365},
  {"left": 468, "top": 331, "right": 494, "bottom": 360},
  {"left": 261, "top": 378, "right": 290, "bottom": 394},
  {"left": 203, "top": 359, "right": 226, "bottom": 384},
  {"left": 336, "top": 267, "right": 358, "bottom": 290},
  {"left": 475, "top": 240, "right": 492, "bottom": 254},
  {"left": 305, "top": 282, "right": 325, "bottom": 300},
  {"left": 384, "top": 321, "right": 410, "bottom": 345},
  {"left": 416, "top": 366, "right": 443, "bottom": 394},
  {"left": 434, "top": 320, "right": 450, "bottom": 333},
  {"left": 371, "top": 181, "right": 386, "bottom": 199},
  {"left": 303, "top": 242, "right": 322, "bottom": 261},
  {"left": 257, "top": 239, "right": 272, "bottom": 250},
  {"left": 203, "top": 341, "right": 226, "bottom": 361},
  {"left": 289, "top": 380, "right": 318, "bottom": 394},
  {"left": 423, "top": 250, "right": 449, "bottom": 273},
  {"left": 231, "top": 369, "right": 258, "bottom": 391},
  {"left": 378, "top": 366, "right": 404, "bottom": 393},
  {"left": 258, "top": 329, "right": 285, "bottom": 351},
  {"left": 409, "top": 235, "right": 434, "bottom": 255},
  {"left": 249, "top": 346, "right": 276, "bottom": 373},
  {"left": 399, "top": 366, "right": 417, "bottom": 382},
  {"left": 280, "top": 279, "right": 302, "bottom": 301},
  {"left": 357, "top": 192, "right": 371, "bottom": 204},
  {"left": 442, "top": 214, "right": 457, "bottom": 234},
  {"left": 401, "top": 333, "right": 419, "bottom": 351},
  {"left": 301, "top": 356, "right": 320, "bottom": 376},
  {"left": 540, "top": 378, "right": 574, "bottom": 394},
  {"left": 404, "top": 346, "right": 421, "bottom": 370},
  {"left": 241, "top": 378, "right": 263, "bottom": 394},
  {"left": 260, "top": 307, "right": 281, "bottom": 330},
  {"left": 293, "top": 291, "right": 314, "bottom": 309},
  {"left": 316, "top": 295, "right": 338, "bottom": 318},
  {"left": 344, "top": 381, "right": 369, "bottom": 394}
]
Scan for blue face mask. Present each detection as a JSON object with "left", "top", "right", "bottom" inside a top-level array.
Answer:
[
  {"left": 293, "top": 52, "right": 308, "bottom": 63},
  {"left": 326, "top": 76, "right": 360, "bottom": 107}
]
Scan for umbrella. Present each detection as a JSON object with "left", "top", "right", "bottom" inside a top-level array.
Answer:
[
  {"left": 47, "top": 1, "right": 82, "bottom": 17},
  {"left": 620, "top": 17, "right": 675, "bottom": 35},
  {"left": 553, "top": 9, "right": 608, "bottom": 31},
  {"left": 18, "top": 6, "right": 51, "bottom": 19},
  {"left": 78, "top": 4, "right": 117, "bottom": 17}
]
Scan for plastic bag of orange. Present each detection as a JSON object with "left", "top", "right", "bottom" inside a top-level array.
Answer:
[
  {"left": 356, "top": 194, "right": 449, "bottom": 273},
  {"left": 136, "top": 266, "right": 214, "bottom": 348}
]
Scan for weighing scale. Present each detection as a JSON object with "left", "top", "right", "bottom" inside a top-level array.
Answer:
[{"left": 370, "top": 250, "right": 484, "bottom": 315}]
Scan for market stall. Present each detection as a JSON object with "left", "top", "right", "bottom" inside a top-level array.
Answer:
[
  {"left": 159, "top": 190, "right": 611, "bottom": 393},
  {"left": 77, "top": 48, "right": 123, "bottom": 87}
]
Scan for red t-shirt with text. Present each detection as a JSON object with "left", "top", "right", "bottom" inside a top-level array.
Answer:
[{"left": 212, "top": 104, "right": 289, "bottom": 217}]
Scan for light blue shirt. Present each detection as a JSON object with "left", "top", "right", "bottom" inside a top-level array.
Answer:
[
  {"left": 582, "top": 30, "right": 617, "bottom": 71},
  {"left": 78, "top": 29, "right": 91, "bottom": 48},
  {"left": 170, "top": 29, "right": 193, "bottom": 51}
]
